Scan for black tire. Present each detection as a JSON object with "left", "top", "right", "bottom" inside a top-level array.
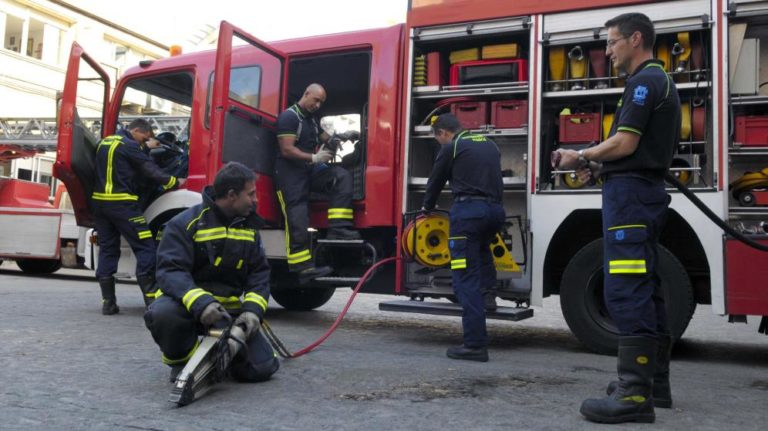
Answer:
[
  {"left": 271, "top": 286, "right": 335, "bottom": 311},
  {"left": 16, "top": 258, "right": 62, "bottom": 274},
  {"left": 560, "top": 238, "right": 695, "bottom": 355}
]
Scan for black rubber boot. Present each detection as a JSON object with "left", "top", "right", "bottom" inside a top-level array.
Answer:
[
  {"left": 446, "top": 345, "right": 489, "bottom": 362},
  {"left": 580, "top": 336, "right": 656, "bottom": 424},
  {"left": 297, "top": 266, "right": 334, "bottom": 284},
  {"left": 326, "top": 227, "right": 361, "bottom": 240},
  {"left": 605, "top": 335, "right": 672, "bottom": 408},
  {"left": 137, "top": 273, "right": 158, "bottom": 307},
  {"left": 98, "top": 277, "right": 120, "bottom": 315}
]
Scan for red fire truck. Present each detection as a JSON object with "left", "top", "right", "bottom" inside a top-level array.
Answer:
[{"left": 55, "top": 0, "right": 768, "bottom": 354}]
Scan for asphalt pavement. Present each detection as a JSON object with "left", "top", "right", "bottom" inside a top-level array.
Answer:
[{"left": 1, "top": 263, "right": 766, "bottom": 430}]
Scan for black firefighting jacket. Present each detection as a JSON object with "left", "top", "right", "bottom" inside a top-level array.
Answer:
[
  {"left": 156, "top": 186, "right": 270, "bottom": 321},
  {"left": 92, "top": 128, "right": 177, "bottom": 202}
]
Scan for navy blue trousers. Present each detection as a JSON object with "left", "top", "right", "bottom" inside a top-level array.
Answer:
[
  {"left": 93, "top": 202, "right": 156, "bottom": 279},
  {"left": 144, "top": 296, "right": 279, "bottom": 382},
  {"left": 602, "top": 176, "right": 671, "bottom": 338},
  {"left": 448, "top": 200, "right": 506, "bottom": 348},
  {"left": 275, "top": 160, "right": 353, "bottom": 271}
]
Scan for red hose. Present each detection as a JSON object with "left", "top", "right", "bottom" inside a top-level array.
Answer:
[{"left": 282, "top": 256, "right": 398, "bottom": 358}]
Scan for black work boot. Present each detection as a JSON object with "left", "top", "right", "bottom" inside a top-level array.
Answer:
[
  {"left": 580, "top": 336, "right": 656, "bottom": 424},
  {"left": 326, "top": 227, "right": 361, "bottom": 240},
  {"left": 98, "top": 277, "right": 120, "bottom": 315},
  {"left": 446, "top": 345, "right": 489, "bottom": 362},
  {"left": 605, "top": 335, "right": 673, "bottom": 408},
  {"left": 137, "top": 273, "right": 158, "bottom": 307},
  {"left": 297, "top": 266, "right": 334, "bottom": 284}
]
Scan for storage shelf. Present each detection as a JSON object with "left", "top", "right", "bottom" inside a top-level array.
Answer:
[
  {"left": 413, "top": 83, "right": 529, "bottom": 99},
  {"left": 729, "top": 146, "right": 768, "bottom": 156},
  {"left": 729, "top": 207, "right": 768, "bottom": 217},
  {"left": 730, "top": 95, "right": 768, "bottom": 106},
  {"left": 412, "top": 127, "right": 528, "bottom": 139},
  {"left": 542, "top": 81, "right": 710, "bottom": 98},
  {"left": 408, "top": 176, "right": 526, "bottom": 189}
]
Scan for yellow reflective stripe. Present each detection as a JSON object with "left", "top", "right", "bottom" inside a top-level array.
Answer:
[
  {"left": 163, "top": 176, "right": 177, "bottom": 191},
  {"left": 328, "top": 214, "right": 354, "bottom": 219},
  {"left": 277, "top": 133, "right": 297, "bottom": 138},
  {"left": 236, "top": 259, "right": 244, "bottom": 269},
  {"left": 212, "top": 295, "right": 240, "bottom": 305},
  {"left": 287, "top": 249, "right": 311, "bottom": 264},
  {"left": 193, "top": 227, "right": 227, "bottom": 242},
  {"left": 451, "top": 258, "right": 467, "bottom": 269},
  {"left": 105, "top": 138, "right": 121, "bottom": 194},
  {"left": 138, "top": 230, "right": 153, "bottom": 240},
  {"left": 277, "top": 190, "right": 292, "bottom": 259},
  {"left": 328, "top": 208, "right": 354, "bottom": 220},
  {"left": 617, "top": 126, "right": 642, "bottom": 136},
  {"left": 186, "top": 207, "right": 210, "bottom": 231},
  {"left": 92, "top": 192, "right": 139, "bottom": 201},
  {"left": 182, "top": 288, "right": 211, "bottom": 311},
  {"left": 162, "top": 338, "right": 201, "bottom": 365},
  {"left": 145, "top": 290, "right": 162, "bottom": 299},
  {"left": 244, "top": 292, "right": 268, "bottom": 312},
  {"left": 608, "top": 224, "right": 646, "bottom": 231},
  {"left": 609, "top": 259, "right": 647, "bottom": 274},
  {"left": 214, "top": 256, "right": 222, "bottom": 266},
  {"left": 621, "top": 395, "right": 647, "bottom": 403},
  {"left": 128, "top": 216, "right": 146, "bottom": 223},
  {"left": 228, "top": 228, "right": 255, "bottom": 241}
]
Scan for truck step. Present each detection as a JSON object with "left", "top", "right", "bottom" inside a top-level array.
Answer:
[
  {"left": 314, "top": 276, "right": 363, "bottom": 285},
  {"left": 378, "top": 299, "right": 533, "bottom": 321}
]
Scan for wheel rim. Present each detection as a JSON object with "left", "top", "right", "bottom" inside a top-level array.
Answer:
[{"left": 583, "top": 268, "right": 618, "bottom": 335}]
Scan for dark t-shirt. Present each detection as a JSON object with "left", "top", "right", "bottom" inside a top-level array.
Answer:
[
  {"left": 601, "top": 59, "right": 681, "bottom": 177},
  {"left": 276, "top": 104, "right": 321, "bottom": 158}
]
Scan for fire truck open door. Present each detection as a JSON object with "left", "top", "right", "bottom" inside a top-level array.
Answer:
[
  {"left": 53, "top": 42, "right": 110, "bottom": 227},
  {"left": 209, "top": 21, "right": 290, "bottom": 223}
]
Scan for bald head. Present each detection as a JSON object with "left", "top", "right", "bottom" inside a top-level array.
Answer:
[{"left": 299, "top": 83, "right": 326, "bottom": 113}]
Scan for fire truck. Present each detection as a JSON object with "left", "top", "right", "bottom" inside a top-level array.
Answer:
[{"left": 54, "top": 0, "right": 768, "bottom": 354}]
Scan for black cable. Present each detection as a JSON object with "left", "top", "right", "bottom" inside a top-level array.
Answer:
[{"left": 665, "top": 173, "right": 768, "bottom": 252}]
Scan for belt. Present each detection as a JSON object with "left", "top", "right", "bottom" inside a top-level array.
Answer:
[
  {"left": 602, "top": 171, "right": 665, "bottom": 183},
  {"left": 455, "top": 195, "right": 500, "bottom": 204}
]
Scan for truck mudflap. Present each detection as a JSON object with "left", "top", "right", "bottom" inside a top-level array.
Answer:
[{"left": 169, "top": 325, "right": 245, "bottom": 406}]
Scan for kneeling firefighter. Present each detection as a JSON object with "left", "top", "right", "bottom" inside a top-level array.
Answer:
[{"left": 144, "top": 162, "right": 279, "bottom": 384}]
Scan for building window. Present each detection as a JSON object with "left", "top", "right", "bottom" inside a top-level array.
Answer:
[
  {"left": 4, "top": 14, "right": 23, "bottom": 53},
  {"left": 27, "top": 18, "right": 43, "bottom": 59}
]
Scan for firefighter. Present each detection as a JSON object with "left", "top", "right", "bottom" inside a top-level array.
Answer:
[
  {"left": 554, "top": 12, "right": 680, "bottom": 424},
  {"left": 92, "top": 118, "right": 181, "bottom": 315},
  {"left": 144, "top": 162, "right": 279, "bottom": 383},
  {"left": 274, "top": 83, "right": 361, "bottom": 284},
  {"left": 421, "top": 113, "right": 505, "bottom": 362}
]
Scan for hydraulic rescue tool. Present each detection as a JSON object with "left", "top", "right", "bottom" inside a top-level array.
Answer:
[{"left": 169, "top": 324, "right": 247, "bottom": 406}]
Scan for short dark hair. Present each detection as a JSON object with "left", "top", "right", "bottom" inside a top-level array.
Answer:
[
  {"left": 127, "top": 118, "right": 152, "bottom": 133},
  {"left": 432, "top": 113, "right": 463, "bottom": 134},
  {"left": 605, "top": 12, "right": 655, "bottom": 51},
  {"left": 213, "top": 162, "right": 256, "bottom": 198}
]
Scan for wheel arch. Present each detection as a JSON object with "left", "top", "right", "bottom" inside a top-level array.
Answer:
[{"left": 542, "top": 208, "right": 710, "bottom": 304}]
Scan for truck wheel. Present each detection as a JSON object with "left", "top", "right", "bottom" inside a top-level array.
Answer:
[
  {"left": 271, "top": 286, "right": 335, "bottom": 311},
  {"left": 559, "top": 239, "right": 695, "bottom": 355},
  {"left": 16, "top": 258, "right": 62, "bottom": 274}
]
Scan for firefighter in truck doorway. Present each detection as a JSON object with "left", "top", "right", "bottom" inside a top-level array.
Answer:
[
  {"left": 144, "top": 162, "right": 279, "bottom": 384},
  {"left": 92, "top": 118, "right": 183, "bottom": 315},
  {"left": 421, "top": 113, "right": 506, "bottom": 363},
  {"left": 274, "top": 83, "right": 361, "bottom": 284},
  {"left": 554, "top": 12, "right": 680, "bottom": 425}
]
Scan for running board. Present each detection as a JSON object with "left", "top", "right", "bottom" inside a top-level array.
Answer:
[
  {"left": 314, "top": 276, "right": 362, "bottom": 285},
  {"left": 378, "top": 300, "right": 533, "bottom": 321}
]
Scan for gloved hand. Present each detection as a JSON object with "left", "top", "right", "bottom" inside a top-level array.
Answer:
[
  {"left": 311, "top": 146, "right": 333, "bottom": 164},
  {"left": 199, "top": 302, "right": 231, "bottom": 327},
  {"left": 234, "top": 311, "right": 261, "bottom": 339}
]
